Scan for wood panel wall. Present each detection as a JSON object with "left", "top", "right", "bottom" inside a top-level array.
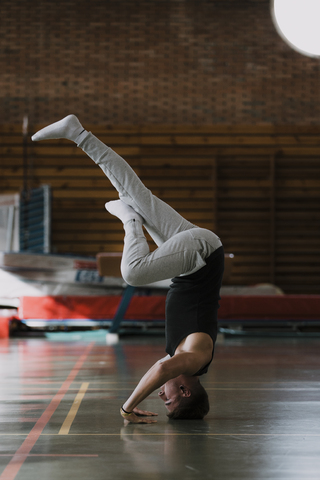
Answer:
[{"left": 1, "top": 125, "right": 320, "bottom": 294}]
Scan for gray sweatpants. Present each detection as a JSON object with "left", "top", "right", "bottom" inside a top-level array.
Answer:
[{"left": 78, "top": 132, "right": 222, "bottom": 286}]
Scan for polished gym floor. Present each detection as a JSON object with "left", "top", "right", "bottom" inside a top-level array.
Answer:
[{"left": 1, "top": 333, "right": 320, "bottom": 480}]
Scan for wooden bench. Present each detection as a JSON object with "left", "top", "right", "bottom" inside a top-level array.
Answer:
[{"left": 96, "top": 253, "right": 135, "bottom": 333}]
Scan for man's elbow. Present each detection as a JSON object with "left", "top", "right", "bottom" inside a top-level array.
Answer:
[{"left": 157, "top": 359, "right": 180, "bottom": 381}]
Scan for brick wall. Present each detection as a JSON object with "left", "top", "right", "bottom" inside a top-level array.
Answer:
[{"left": 1, "top": 0, "right": 319, "bottom": 126}]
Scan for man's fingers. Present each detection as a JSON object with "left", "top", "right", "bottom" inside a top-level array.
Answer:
[
  {"left": 138, "top": 410, "right": 158, "bottom": 416},
  {"left": 133, "top": 408, "right": 158, "bottom": 417}
]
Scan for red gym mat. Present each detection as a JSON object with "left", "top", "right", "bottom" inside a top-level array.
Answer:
[{"left": 19, "top": 295, "right": 320, "bottom": 322}]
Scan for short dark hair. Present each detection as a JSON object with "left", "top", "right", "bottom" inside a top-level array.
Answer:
[{"left": 167, "top": 383, "right": 210, "bottom": 420}]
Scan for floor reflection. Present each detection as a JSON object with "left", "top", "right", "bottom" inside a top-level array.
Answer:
[{"left": 120, "top": 420, "right": 211, "bottom": 476}]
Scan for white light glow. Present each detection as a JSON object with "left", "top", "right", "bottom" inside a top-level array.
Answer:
[{"left": 271, "top": 0, "right": 320, "bottom": 58}]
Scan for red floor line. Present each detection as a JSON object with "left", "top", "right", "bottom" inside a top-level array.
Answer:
[
  {"left": 0, "top": 342, "right": 95, "bottom": 480},
  {"left": 0, "top": 455, "right": 98, "bottom": 457}
]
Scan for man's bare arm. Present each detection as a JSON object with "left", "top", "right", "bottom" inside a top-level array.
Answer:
[{"left": 120, "top": 352, "right": 205, "bottom": 423}]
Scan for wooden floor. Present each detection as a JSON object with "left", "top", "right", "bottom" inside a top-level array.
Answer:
[{"left": 1, "top": 333, "right": 320, "bottom": 480}]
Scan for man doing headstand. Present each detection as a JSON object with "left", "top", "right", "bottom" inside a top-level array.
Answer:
[{"left": 32, "top": 115, "right": 224, "bottom": 423}]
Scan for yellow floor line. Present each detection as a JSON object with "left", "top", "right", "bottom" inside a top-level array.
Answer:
[{"left": 59, "top": 382, "right": 89, "bottom": 435}]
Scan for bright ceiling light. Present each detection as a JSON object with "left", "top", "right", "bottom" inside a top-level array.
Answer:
[{"left": 271, "top": 0, "right": 320, "bottom": 58}]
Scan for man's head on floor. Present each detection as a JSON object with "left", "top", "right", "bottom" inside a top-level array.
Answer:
[{"left": 158, "top": 375, "right": 209, "bottom": 420}]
